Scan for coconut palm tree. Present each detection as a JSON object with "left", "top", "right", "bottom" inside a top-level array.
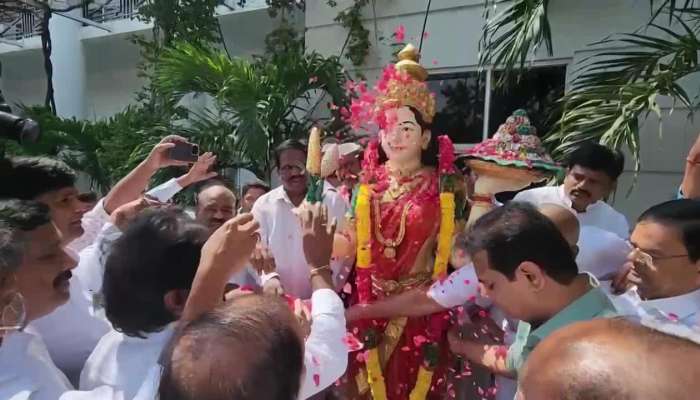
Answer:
[{"left": 479, "top": 0, "right": 700, "bottom": 170}]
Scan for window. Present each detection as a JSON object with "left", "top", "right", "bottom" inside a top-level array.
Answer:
[{"left": 427, "top": 65, "right": 567, "bottom": 145}]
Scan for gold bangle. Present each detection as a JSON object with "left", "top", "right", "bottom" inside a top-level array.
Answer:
[{"left": 310, "top": 265, "right": 331, "bottom": 277}]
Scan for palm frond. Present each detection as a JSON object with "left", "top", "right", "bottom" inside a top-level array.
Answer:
[
  {"left": 547, "top": 24, "right": 700, "bottom": 171},
  {"left": 479, "top": 0, "right": 553, "bottom": 86},
  {"left": 152, "top": 41, "right": 350, "bottom": 180}
]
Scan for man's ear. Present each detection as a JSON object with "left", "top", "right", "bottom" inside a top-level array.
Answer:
[
  {"left": 164, "top": 289, "right": 189, "bottom": 318},
  {"left": 517, "top": 261, "right": 546, "bottom": 291}
]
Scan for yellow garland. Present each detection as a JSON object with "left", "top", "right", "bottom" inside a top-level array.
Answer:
[
  {"left": 408, "top": 366, "right": 434, "bottom": 400},
  {"left": 432, "top": 192, "right": 455, "bottom": 279},
  {"left": 356, "top": 184, "right": 372, "bottom": 269},
  {"left": 366, "top": 348, "right": 387, "bottom": 400}
]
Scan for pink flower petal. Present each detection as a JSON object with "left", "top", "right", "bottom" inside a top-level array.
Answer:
[{"left": 313, "top": 374, "right": 320, "bottom": 386}]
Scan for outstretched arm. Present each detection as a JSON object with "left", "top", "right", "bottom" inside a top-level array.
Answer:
[
  {"left": 182, "top": 213, "right": 259, "bottom": 323},
  {"left": 681, "top": 133, "right": 700, "bottom": 199},
  {"left": 346, "top": 287, "right": 444, "bottom": 321},
  {"left": 101, "top": 135, "right": 191, "bottom": 214}
]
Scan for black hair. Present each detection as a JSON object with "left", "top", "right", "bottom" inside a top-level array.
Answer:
[
  {"left": 465, "top": 202, "right": 579, "bottom": 284},
  {"left": 241, "top": 182, "right": 271, "bottom": 197},
  {"left": 377, "top": 106, "right": 439, "bottom": 167},
  {"left": 274, "top": 139, "right": 307, "bottom": 168},
  {"left": 0, "top": 157, "right": 76, "bottom": 200},
  {"left": 0, "top": 200, "right": 51, "bottom": 277},
  {"left": 159, "top": 295, "right": 304, "bottom": 400},
  {"left": 0, "top": 221, "right": 24, "bottom": 276},
  {"left": 77, "top": 192, "right": 98, "bottom": 203},
  {"left": 103, "top": 208, "right": 208, "bottom": 338},
  {"left": 566, "top": 143, "right": 625, "bottom": 181},
  {"left": 0, "top": 199, "right": 52, "bottom": 232},
  {"left": 638, "top": 199, "right": 700, "bottom": 262}
]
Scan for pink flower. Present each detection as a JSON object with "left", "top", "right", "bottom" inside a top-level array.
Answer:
[
  {"left": 313, "top": 374, "right": 320, "bottom": 386},
  {"left": 423, "top": 31, "right": 430, "bottom": 39},
  {"left": 438, "top": 135, "right": 457, "bottom": 174},
  {"left": 394, "top": 25, "right": 406, "bottom": 42},
  {"left": 342, "top": 332, "right": 364, "bottom": 351},
  {"left": 412, "top": 334, "right": 428, "bottom": 347}
]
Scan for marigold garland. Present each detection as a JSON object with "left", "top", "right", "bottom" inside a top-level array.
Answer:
[
  {"left": 408, "top": 366, "right": 433, "bottom": 400},
  {"left": 366, "top": 348, "right": 387, "bottom": 400},
  {"left": 356, "top": 184, "right": 372, "bottom": 270},
  {"left": 432, "top": 192, "right": 455, "bottom": 280}
]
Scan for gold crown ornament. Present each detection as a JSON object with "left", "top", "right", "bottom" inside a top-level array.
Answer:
[{"left": 376, "top": 44, "right": 436, "bottom": 124}]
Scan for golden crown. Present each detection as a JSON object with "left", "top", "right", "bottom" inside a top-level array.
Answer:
[{"left": 377, "top": 44, "right": 436, "bottom": 123}]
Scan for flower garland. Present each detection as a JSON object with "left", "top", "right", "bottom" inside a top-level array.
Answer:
[{"left": 354, "top": 135, "right": 459, "bottom": 400}]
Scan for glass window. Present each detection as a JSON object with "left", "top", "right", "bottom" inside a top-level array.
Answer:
[
  {"left": 427, "top": 72, "right": 486, "bottom": 144},
  {"left": 489, "top": 66, "right": 566, "bottom": 137},
  {"left": 426, "top": 65, "right": 566, "bottom": 144}
]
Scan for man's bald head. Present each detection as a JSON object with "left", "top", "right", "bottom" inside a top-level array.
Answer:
[
  {"left": 519, "top": 318, "right": 700, "bottom": 400},
  {"left": 195, "top": 180, "right": 237, "bottom": 235},
  {"left": 159, "top": 294, "right": 304, "bottom": 400},
  {"left": 538, "top": 203, "right": 580, "bottom": 249}
]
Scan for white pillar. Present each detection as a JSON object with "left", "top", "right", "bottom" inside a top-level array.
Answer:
[{"left": 49, "top": 9, "right": 86, "bottom": 119}]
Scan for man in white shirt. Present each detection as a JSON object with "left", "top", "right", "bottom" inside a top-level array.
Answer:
[
  {"left": 153, "top": 204, "right": 348, "bottom": 400},
  {"left": 252, "top": 139, "right": 348, "bottom": 299},
  {"left": 0, "top": 200, "right": 161, "bottom": 400},
  {"left": 611, "top": 199, "right": 700, "bottom": 326},
  {"left": 80, "top": 208, "right": 208, "bottom": 398},
  {"left": 513, "top": 142, "right": 629, "bottom": 238},
  {"left": 3, "top": 143, "right": 217, "bottom": 381}
]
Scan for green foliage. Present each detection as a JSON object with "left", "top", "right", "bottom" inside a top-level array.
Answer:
[
  {"left": 479, "top": 0, "right": 700, "bottom": 172},
  {"left": 335, "top": 0, "right": 372, "bottom": 66},
  {"left": 136, "top": 0, "right": 220, "bottom": 46},
  {"left": 479, "top": 0, "right": 553, "bottom": 86},
  {"left": 152, "top": 42, "right": 350, "bottom": 180}
]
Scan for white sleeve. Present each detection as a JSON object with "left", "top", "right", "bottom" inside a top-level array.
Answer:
[
  {"left": 427, "top": 265, "right": 480, "bottom": 309},
  {"left": 512, "top": 190, "right": 534, "bottom": 204},
  {"left": 146, "top": 178, "right": 183, "bottom": 203},
  {"left": 72, "top": 222, "right": 123, "bottom": 296},
  {"left": 299, "top": 289, "right": 348, "bottom": 399},
  {"left": 59, "top": 386, "right": 126, "bottom": 400},
  {"left": 68, "top": 200, "right": 111, "bottom": 253},
  {"left": 614, "top": 213, "right": 630, "bottom": 239}
]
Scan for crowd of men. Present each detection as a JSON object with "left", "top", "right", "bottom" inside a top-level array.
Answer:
[{"left": 0, "top": 132, "right": 698, "bottom": 400}]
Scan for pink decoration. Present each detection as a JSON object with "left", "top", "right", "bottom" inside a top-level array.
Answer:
[
  {"left": 394, "top": 25, "right": 406, "bottom": 42},
  {"left": 438, "top": 135, "right": 456, "bottom": 175}
]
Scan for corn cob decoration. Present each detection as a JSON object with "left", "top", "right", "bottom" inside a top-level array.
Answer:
[{"left": 305, "top": 127, "right": 324, "bottom": 203}]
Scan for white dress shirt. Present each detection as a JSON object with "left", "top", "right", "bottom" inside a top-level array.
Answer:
[
  {"left": 80, "top": 324, "right": 175, "bottom": 399},
  {"left": 576, "top": 226, "right": 631, "bottom": 280},
  {"left": 513, "top": 185, "right": 630, "bottom": 239},
  {"left": 252, "top": 186, "right": 347, "bottom": 299},
  {"left": 129, "top": 288, "right": 348, "bottom": 400},
  {"left": 28, "top": 179, "right": 185, "bottom": 382},
  {"left": 0, "top": 331, "right": 128, "bottom": 400},
  {"left": 299, "top": 288, "right": 348, "bottom": 399},
  {"left": 607, "top": 286, "right": 700, "bottom": 327}
]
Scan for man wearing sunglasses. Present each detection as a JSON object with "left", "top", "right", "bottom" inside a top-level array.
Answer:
[{"left": 613, "top": 199, "right": 700, "bottom": 326}]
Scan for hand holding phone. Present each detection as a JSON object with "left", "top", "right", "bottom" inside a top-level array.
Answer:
[{"left": 169, "top": 141, "right": 200, "bottom": 163}]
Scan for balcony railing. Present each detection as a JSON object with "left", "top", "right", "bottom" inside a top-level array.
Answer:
[
  {"left": 0, "top": 10, "right": 41, "bottom": 41},
  {"left": 82, "top": 0, "right": 145, "bottom": 24}
]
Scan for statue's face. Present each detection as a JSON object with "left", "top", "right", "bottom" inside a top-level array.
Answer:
[{"left": 380, "top": 106, "right": 430, "bottom": 167}]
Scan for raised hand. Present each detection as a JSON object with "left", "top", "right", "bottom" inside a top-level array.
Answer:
[
  {"left": 145, "top": 135, "right": 191, "bottom": 170},
  {"left": 201, "top": 213, "right": 260, "bottom": 275},
  {"left": 300, "top": 202, "right": 337, "bottom": 270},
  {"left": 178, "top": 152, "right": 218, "bottom": 187},
  {"left": 250, "top": 243, "right": 277, "bottom": 275}
]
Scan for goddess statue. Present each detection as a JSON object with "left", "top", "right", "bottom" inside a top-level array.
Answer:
[{"left": 337, "top": 44, "right": 466, "bottom": 400}]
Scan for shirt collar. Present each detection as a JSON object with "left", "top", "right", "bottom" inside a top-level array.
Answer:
[
  {"left": 643, "top": 288, "right": 700, "bottom": 321},
  {"left": 530, "top": 275, "right": 615, "bottom": 343},
  {"left": 270, "top": 186, "right": 295, "bottom": 206}
]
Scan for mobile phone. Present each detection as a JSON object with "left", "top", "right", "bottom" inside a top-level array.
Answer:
[{"left": 169, "top": 142, "right": 199, "bottom": 162}]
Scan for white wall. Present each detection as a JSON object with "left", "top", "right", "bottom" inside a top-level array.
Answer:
[
  {"left": 0, "top": 5, "right": 286, "bottom": 120},
  {"left": 305, "top": 0, "right": 699, "bottom": 222}
]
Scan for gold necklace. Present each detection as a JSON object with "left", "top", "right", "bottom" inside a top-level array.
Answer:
[
  {"left": 384, "top": 170, "right": 424, "bottom": 201},
  {"left": 372, "top": 199, "right": 412, "bottom": 259}
]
